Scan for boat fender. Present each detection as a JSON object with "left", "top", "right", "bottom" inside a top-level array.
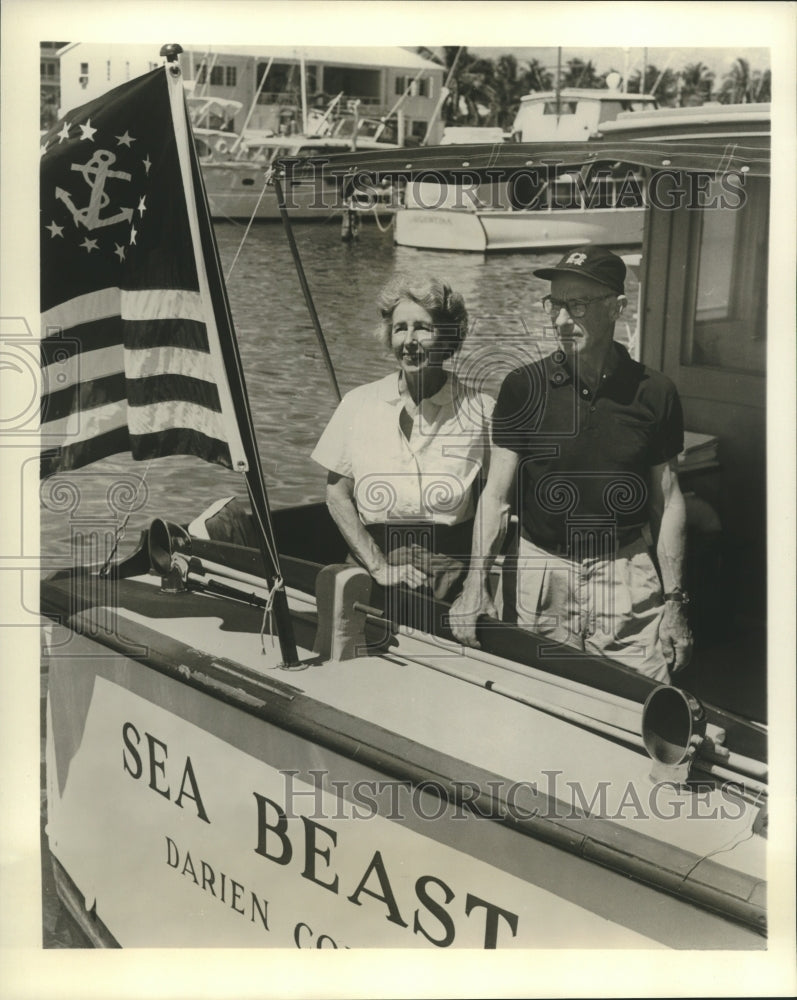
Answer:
[
  {"left": 641, "top": 685, "right": 707, "bottom": 786},
  {"left": 313, "top": 563, "right": 372, "bottom": 661}
]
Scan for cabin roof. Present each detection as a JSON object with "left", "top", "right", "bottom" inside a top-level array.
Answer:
[
  {"left": 600, "top": 102, "right": 771, "bottom": 136},
  {"left": 518, "top": 88, "right": 659, "bottom": 104}
]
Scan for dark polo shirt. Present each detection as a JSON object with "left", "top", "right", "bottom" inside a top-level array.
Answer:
[{"left": 492, "top": 343, "right": 684, "bottom": 549}]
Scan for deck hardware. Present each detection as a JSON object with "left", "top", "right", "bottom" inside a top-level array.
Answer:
[
  {"left": 148, "top": 518, "right": 192, "bottom": 593},
  {"left": 313, "top": 564, "right": 372, "bottom": 661},
  {"left": 642, "top": 685, "right": 706, "bottom": 784}
]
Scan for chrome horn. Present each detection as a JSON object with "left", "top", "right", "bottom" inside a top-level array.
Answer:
[{"left": 148, "top": 518, "right": 193, "bottom": 591}]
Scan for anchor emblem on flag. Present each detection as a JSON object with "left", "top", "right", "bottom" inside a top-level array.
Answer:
[{"left": 55, "top": 149, "right": 134, "bottom": 230}]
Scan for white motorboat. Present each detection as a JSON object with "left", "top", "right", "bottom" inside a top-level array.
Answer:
[
  {"left": 394, "top": 170, "right": 645, "bottom": 252},
  {"left": 393, "top": 84, "right": 658, "bottom": 253}
]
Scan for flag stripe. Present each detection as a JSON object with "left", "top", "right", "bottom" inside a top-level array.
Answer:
[
  {"left": 41, "top": 399, "right": 129, "bottom": 443},
  {"left": 129, "top": 428, "right": 231, "bottom": 468},
  {"left": 42, "top": 288, "right": 121, "bottom": 335},
  {"left": 42, "top": 372, "right": 126, "bottom": 424},
  {"left": 121, "top": 288, "right": 206, "bottom": 323},
  {"left": 127, "top": 400, "right": 229, "bottom": 440},
  {"left": 124, "top": 345, "right": 217, "bottom": 381},
  {"left": 41, "top": 344, "right": 123, "bottom": 392},
  {"left": 126, "top": 374, "right": 221, "bottom": 411},
  {"left": 41, "top": 318, "right": 125, "bottom": 362},
  {"left": 123, "top": 317, "right": 210, "bottom": 352},
  {"left": 41, "top": 427, "right": 132, "bottom": 478}
]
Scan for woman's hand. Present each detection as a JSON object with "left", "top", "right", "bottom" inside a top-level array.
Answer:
[{"left": 448, "top": 578, "right": 498, "bottom": 649}]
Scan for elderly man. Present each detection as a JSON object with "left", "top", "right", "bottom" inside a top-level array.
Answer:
[{"left": 450, "top": 246, "right": 692, "bottom": 681}]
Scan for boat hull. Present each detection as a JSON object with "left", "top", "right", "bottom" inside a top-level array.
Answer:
[
  {"left": 41, "top": 563, "right": 766, "bottom": 949},
  {"left": 394, "top": 206, "right": 644, "bottom": 253},
  {"left": 201, "top": 161, "right": 396, "bottom": 221}
]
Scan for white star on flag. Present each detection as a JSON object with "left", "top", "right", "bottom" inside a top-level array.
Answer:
[
  {"left": 46, "top": 221, "right": 64, "bottom": 239},
  {"left": 138, "top": 196, "right": 147, "bottom": 217},
  {"left": 80, "top": 237, "right": 99, "bottom": 253},
  {"left": 57, "top": 122, "right": 71, "bottom": 143},
  {"left": 143, "top": 154, "right": 152, "bottom": 174},
  {"left": 79, "top": 119, "right": 97, "bottom": 141},
  {"left": 114, "top": 243, "right": 127, "bottom": 261},
  {"left": 129, "top": 226, "right": 137, "bottom": 246},
  {"left": 116, "top": 131, "right": 135, "bottom": 147}
]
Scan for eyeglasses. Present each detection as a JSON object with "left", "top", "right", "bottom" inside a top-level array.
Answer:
[{"left": 541, "top": 294, "right": 615, "bottom": 319}]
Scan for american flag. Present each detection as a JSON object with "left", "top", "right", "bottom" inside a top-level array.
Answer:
[{"left": 40, "top": 64, "right": 249, "bottom": 478}]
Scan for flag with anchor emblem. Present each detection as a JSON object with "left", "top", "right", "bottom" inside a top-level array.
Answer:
[{"left": 40, "top": 64, "right": 250, "bottom": 477}]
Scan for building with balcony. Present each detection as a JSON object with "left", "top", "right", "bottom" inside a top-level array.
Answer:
[
  {"left": 40, "top": 41, "right": 69, "bottom": 130},
  {"left": 56, "top": 43, "right": 446, "bottom": 145}
]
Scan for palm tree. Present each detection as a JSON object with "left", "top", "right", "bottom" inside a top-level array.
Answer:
[
  {"left": 493, "top": 54, "right": 553, "bottom": 129},
  {"left": 627, "top": 64, "right": 680, "bottom": 106},
  {"left": 522, "top": 58, "right": 554, "bottom": 93},
  {"left": 492, "top": 54, "right": 522, "bottom": 130},
  {"left": 678, "top": 62, "right": 715, "bottom": 106},
  {"left": 752, "top": 68, "right": 771, "bottom": 102},
  {"left": 561, "top": 58, "right": 602, "bottom": 89},
  {"left": 439, "top": 48, "right": 498, "bottom": 126},
  {"left": 719, "top": 58, "right": 755, "bottom": 104}
]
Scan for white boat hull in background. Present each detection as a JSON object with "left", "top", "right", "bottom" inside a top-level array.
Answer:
[
  {"left": 201, "top": 160, "right": 396, "bottom": 221},
  {"left": 394, "top": 206, "right": 644, "bottom": 253}
]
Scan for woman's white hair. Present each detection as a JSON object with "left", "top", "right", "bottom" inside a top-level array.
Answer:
[{"left": 375, "top": 274, "right": 469, "bottom": 359}]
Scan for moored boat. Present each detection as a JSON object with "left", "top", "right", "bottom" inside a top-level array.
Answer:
[
  {"left": 393, "top": 82, "right": 659, "bottom": 253},
  {"left": 199, "top": 130, "right": 398, "bottom": 221},
  {"left": 394, "top": 170, "right": 646, "bottom": 252}
]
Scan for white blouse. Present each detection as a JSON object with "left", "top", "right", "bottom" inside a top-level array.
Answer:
[{"left": 312, "top": 372, "right": 494, "bottom": 525}]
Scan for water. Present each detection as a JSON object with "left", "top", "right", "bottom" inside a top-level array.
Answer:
[{"left": 39, "top": 221, "right": 638, "bottom": 563}]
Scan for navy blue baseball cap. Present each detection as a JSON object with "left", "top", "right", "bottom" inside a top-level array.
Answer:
[{"left": 533, "top": 246, "right": 626, "bottom": 295}]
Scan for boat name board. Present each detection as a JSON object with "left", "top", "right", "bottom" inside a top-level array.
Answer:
[{"left": 47, "top": 672, "right": 661, "bottom": 949}]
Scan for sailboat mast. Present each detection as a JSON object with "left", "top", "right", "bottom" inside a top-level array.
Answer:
[
  {"left": 299, "top": 51, "right": 308, "bottom": 133},
  {"left": 231, "top": 56, "right": 274, "bottom": 153},
  {"left": 422, "top": 46, "right": 463, "bottom": 146},
  {"left": 555, "top": 47, "right": 562, "bottom": 123}
]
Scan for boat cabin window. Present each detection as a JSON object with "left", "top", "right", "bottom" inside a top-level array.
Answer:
[
  {"left": 508, "top": 170, "right": 645, "bottom": 211},
  {"left": 682, "top": 177, "right": 768, "bottom": 375}
]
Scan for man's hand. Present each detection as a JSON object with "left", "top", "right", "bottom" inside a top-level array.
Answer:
[
  {"left": 449, "top": 581, "right": 498, "bottom": 649},
  {"left": 660, "top": 602, "right": 693, "bottom": 674},
  {"left": 372, "top": 562, "right": 429, "bottom": 590}
]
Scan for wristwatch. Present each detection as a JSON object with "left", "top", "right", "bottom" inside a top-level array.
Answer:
[{"left": 664, "top": 587, "right": 690, "bottom": 606}]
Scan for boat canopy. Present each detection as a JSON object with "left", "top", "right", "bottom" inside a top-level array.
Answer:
[{"left": 284, "top": 133, "right": 771, "bottom": 181}]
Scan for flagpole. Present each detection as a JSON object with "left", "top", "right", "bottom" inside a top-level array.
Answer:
[{"left": 161, "top": 44, "right": 299, "bottom": 666}]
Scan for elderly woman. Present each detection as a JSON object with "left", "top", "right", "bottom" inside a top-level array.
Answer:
[{"left": 311, "top": 275, "right": 494, "bottom": 601}]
